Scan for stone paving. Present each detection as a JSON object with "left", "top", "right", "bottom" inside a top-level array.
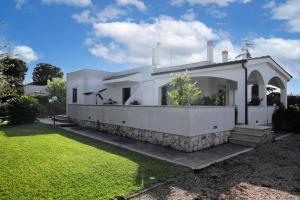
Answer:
[{"left": 39, "top": 118, "right": 252, "bottom": 169}]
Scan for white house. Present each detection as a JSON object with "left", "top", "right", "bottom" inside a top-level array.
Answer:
[
  {"left": 24, "top": 83, "right": 47, "bottom": 95},
  {"left": 66, "top": 42, "right": 292, "bottom": 152}
]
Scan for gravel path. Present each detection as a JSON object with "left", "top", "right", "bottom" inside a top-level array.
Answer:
[{"left": 131, "top": 134, "right": 300, "bottom": 200}]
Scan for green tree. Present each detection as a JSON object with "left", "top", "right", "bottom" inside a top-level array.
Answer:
[
  {"left": 45, "top": 77, "right": 66, "bottom": 107},
  {"left": 0, "top": 56, "right": 27, "bottom": 102},
  {"left": 167, "top": 70, "right": 201, "bottom": 106},
  {"left": 32, "top": 63, "right": 63, "bottom": 85}
]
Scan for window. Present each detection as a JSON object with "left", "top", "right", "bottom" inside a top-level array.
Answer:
[
  {"left": 161, "top": 86, "right": 168, "bottom": 105},
  {"left": 122, "top": 88, "right": 131, "bottom": 104},
  {"left": 72, "top": 88, "right": 77, "bottom": 103}
]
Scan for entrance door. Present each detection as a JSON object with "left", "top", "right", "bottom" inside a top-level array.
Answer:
[{"left": 122, "top": 88, "right": 131, "bottom": 104}]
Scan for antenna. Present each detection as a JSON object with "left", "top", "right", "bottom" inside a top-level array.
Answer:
[{"left": 235, "top": 38, "right": 253, "bottom": 60}]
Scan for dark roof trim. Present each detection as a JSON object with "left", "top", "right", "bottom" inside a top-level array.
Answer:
[
  {"left": 103, "top": 72, "right": 139, "bottom": 81},
  {"left": 151, "top": 59, "right": 246, "bottom": 76}
]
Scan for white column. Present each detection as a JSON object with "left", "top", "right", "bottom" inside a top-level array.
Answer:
[{"left": 281, "top": 89, "right": 287, "bottom": 108}]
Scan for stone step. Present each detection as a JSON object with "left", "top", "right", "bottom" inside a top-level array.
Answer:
[
  {"left": 56, "top": 122, "right": 77, "bottom": 127},
  {"left": 234, "top": 127, "right": 268, "bottom": 135},
  {"left": 52, "top": 115, "right": 71, "bottom": 123},
  {"left": 228, "top": 138, "right": 257, "bottom": 147},
  {"left": 232, "top": 130, "right": 265, "bottom": 137},
  {"left": 230, "top": 132, "right": 262, "bottom": 142}
]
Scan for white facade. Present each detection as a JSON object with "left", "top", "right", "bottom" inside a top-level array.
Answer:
[
  {"left": 67, "top": 56, "right": 292, "bottom": 126},
  {"left": 24, "top": 84, "right": 47, "bottom": 95}
]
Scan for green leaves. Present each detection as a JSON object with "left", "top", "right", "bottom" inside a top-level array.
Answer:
[
  {"left": 167, "top": 70, "right": 201, "bottom": 106},
  {"left": 45, "top": 77, "right": 67, "bottom": 109},
  {"left": 32, "top": 63, "right": 63, "bottom": 85}
]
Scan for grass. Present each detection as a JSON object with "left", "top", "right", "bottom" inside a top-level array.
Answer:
[{"left": 0, "top": 123, "right": 188, "bottom": 200}]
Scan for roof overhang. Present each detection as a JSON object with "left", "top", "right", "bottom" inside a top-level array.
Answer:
[{"left": 103, "top": 72, "right": 142, "bottom": 85}]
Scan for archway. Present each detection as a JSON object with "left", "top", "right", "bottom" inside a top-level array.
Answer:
[
  {"left": 248, "top": 70, "right": 265, "bottom": 106},
  {"left": 267, "top": 76, "right": 286, "bottom": 107}
]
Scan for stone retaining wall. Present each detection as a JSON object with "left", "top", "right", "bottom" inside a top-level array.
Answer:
[{"left": 72, "top": 118, "right": 231, "bottom": 152}]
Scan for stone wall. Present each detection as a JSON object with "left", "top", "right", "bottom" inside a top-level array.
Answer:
[{"left": 72, "top": 118, "right": 231, "bottom": 152}]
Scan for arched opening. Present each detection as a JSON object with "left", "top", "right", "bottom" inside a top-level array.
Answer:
[
  {"left": 248, "top": 70, "right": 265, "bottom": 106},
  {"left": 267, "top": 76, "right": 286, "bottom": 106}
]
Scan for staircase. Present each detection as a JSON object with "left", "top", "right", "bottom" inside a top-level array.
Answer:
[
  {"left": 52, "top": 115, "right": 77, "bottom": 127},
  {"left": 229, "top": 125, "right": 272, "bottom": 147}
]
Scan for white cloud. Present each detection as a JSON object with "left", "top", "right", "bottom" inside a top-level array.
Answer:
[
  {"left": 72, "top": 10, "right": 93, "bottom": 23},
  {"left": 41, "top": 0, "right": 92, "bottom": 7},
  {"left": 269, "top": 0, "right": 300, "bottom": 32},
  {"left": 88, "top": 16, "right": 237, "bottom": 65},
  {"left": 116, "top": 0, "right": 146, "bottom": 11},
  {"left": 169, "top": 0, "right": 251, "bottom": 7},
  {"left": 206, "top": 7, "right": 227, "bottom": 19},
  {"left": 12, "top": 46, "right": 39, "bottom": 63},
  {"left": 250, "top": 37, "right": 300, "bottom": 78},
  {"left": 15, "top": 0, "right": 26, "bottom": 9},
  {"left": 262, "top": 0, "right": 276, "bottom": 9},
  {"left": 181, "top": 9, "right": 197, "bottom": 21},
  {"left": 72, "top": 5, "right": 127, "bottom": 24},
  {"left": 97, "top": 5, "right": 127, "bottom": 22}
]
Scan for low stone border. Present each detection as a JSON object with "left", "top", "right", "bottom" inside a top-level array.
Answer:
[{"left": 71, "top": 118, "right": 231, "bottom": 152}]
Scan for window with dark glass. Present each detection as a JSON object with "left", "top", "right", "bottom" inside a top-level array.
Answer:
[
  {"left": 122, "top": 88, "right": 131, "bottom": 104},
  {"left": 72, "top": 88, "right": 77, "bottom": 103}
]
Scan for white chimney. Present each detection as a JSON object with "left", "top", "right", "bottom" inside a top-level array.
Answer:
[
  {"left": 207, "top": 41, "right": 213, "bottom": 63},
  {"left": 222, "top": 50, "right": 228, "bottom": 62},
  {"left": 152, "top": 42, "right": 161, "bottom": 67}
]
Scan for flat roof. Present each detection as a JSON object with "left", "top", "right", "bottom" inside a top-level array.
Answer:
[{"left": 151, "top": 59, "right": 246, "bottom": 76}]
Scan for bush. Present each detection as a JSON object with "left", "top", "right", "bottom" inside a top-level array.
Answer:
[
  {"left": 272, "top": 104, "right": 300, "bottom": 133},
  {"left": 34, "top": 94, "right": 51, "bottom": 117},
  {"left": 6, "top": 95, "right": 39, "bottom": 125},
  {"left": 0, "top": 103, "right": 7, "bottom": 117}
]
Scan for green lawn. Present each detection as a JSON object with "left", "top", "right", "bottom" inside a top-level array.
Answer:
[{"left": 0, "top": 123, "right": 188, "bottom": 200}]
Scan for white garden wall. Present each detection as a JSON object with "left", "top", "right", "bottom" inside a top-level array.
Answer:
[{"left": 68, "top": 104, "right": 235, "bottom": 137}]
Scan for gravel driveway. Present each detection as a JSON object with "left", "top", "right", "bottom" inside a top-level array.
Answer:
[{"left": 131, "top": 134, "right": 300, "bottom": 200}]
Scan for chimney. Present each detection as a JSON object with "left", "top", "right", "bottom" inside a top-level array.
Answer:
[
  {"left": 207, "top": 41, "right": 213, "bottom": 63},
  {"left": 152, "top": 42, "right": 161, "bottom": 67},
  {"left": 222, "top": 50, "right": 228, "bottom": 62}
]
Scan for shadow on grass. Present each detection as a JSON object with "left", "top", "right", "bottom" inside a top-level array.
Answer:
[{"left": 0, "top": 123, "right": 188, "bottom": 198}]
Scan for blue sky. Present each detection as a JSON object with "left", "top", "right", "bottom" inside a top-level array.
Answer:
[{"left": 0, "top": 0, "right": 299, "bottom": 93}]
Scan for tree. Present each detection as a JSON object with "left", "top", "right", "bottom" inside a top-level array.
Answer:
[
  {"left": 32, "top": 63, "right": 63, "bottom": 85},
  {"left": 45, "top": 77, "right": 66, "bottom": 107},
  {"left": 167, "top": 70, "right": 201, "bottom": 106},
  {"left": 0, "top": 56, "right": 27, "bottom": 83},
  {"left": 0, "top": 56, "right": 27, "bottom": 101}
]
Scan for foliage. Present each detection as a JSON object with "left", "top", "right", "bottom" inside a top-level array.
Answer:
[
  {"left": 288, "top": 94, "right": 300, "bottom": 106},
  {"left": 289, "top": 104, "right": 300, "bottom": 112},
  {"left": 6, "top": 95, "right": 39, "bottom": 125},
  {"left": 0, "top": 56, "right": 27, "bottom": 102},
  {"left": 0, "top": 123, "right": 188, "bottom": 199},
  {"left": 33, "top": 94, "right": 51, "bottom": 117},
  {"left": 167, "top": 70, "right": 201, "bottom": 106},
  {"left": 104, "top": 98, "right": 117, "bottom": 104},
  {"left": 45, "top": 77, "right": 66, "bottom": 107},
  {"left": 0, "top": 78, "right": 17, "bottom": 103},
  {"left": 32, "top": 63, "right": 63, "bottom": 85},
  {"left": 267, "top": 92, "right": 281, "bottom": 106},
  {"left": 272, "top": 104, "right": 300, "bottom": 133},
  {"left": 248, "top": 96, "right": 261, "bottom": 106},
  {"left": 130, "top": 100, "right": 140, "bottom": 105},
  {"left": 191, "top": 90, "right": 226, "bottom": 106},
  {"left": 192, "top": 95, "right": 216, "bottom": 106},
  {"left": 216, "top": 89, "right": 226, "bottom": 106}
]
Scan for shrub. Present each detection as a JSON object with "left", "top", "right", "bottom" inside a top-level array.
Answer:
[
  {"left": 272, "top": 104, "right": 300, "bottom": 133},
  {"left": 6, "top": 95, "right": 39, "bottom": 125},
  {"left": 248, "top": 96, "right": 261, "bottom": 106},
  {"left": 0, "top": 103, "right": 7, "bottom": 117},
  {"left": 130, "top": 100, "right": 140, "bottom": 105}
]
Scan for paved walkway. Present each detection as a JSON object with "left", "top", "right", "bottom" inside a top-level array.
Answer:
[{"left": 39, "top": 118, "right": 252, "bottom": 169}]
